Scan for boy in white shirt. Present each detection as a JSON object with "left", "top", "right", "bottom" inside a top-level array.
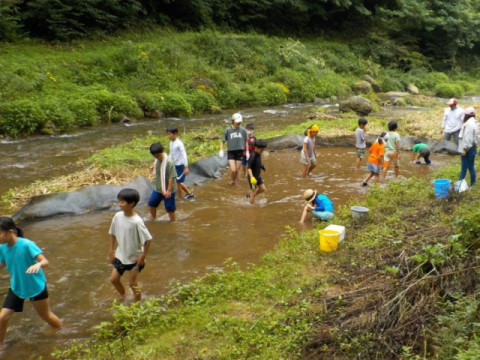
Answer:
[
  {"left": 109, "top": 188, "right": 152, "bottom": 303},
  {"left": 167, "top": 126, "right": 194, "bottom": 200}
]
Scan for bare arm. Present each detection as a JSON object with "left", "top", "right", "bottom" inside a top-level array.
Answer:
[
  {"left": 299, "top": 204, "right": 314, "bottom": 224},
  {"left": 109, "top": 235, "right": 116, "bottom": 263},
  {"left": 26, "top": 253, "right": 49, "bottom": 274}
]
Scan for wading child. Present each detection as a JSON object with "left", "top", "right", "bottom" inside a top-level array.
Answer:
[
  {"left": 301, "top": 124, "right": 319, "bottom": 178},
  {"left": 355, "top": 117, "right": 368, "bottom": 169},
  {"left": 247, "top": 139, "right": 267, "bottom": 204},
  {"left": 382, "top": 121, "right": 401, "bottom": 181},
  {"left": 0, "top": 216, "right": 62, "bottom": 346},
  {"left": 362, "top": 132, "right": 386, "bottom": 186},
  {"left": 109, "top": 189, "right": 152, "bottom": 303},
  {"left": 166, "top": 126, "right": 194, "bottom": 200},
  {"left": 299, "top": 189, "right": 334, "bottom": 223},
  {"left": 411, "top": 142, "right": 431, "bottom": 165},
  {"left": 242, "top": 123, "right": 256, "bottom": 177},
  {"left": 148, "top": 142, "right": 177, "bottom": 222},
  {"left": 219, "top": 113, "right": 248, "bottom": 185}
]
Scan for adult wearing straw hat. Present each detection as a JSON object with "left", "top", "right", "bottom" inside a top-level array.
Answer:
[{"left": 458, "top": 106, "right": 478, "bottom": 186}]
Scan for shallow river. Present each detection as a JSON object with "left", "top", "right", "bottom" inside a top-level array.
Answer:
[{"left": 0, "top": 145, "right": 455, "bottom": 359}]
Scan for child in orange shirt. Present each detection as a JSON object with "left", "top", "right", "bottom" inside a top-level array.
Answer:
[{"left": 361, "top": 132, "right": 387, "bottom": 186}]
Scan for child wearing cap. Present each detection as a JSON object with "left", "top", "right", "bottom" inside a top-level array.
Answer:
[
  {"left": 242, "top": 123, "right": 256, "bottom": 177},
  {"left": 299, "top": 189, "right": 334, "bottom": 223},
  {"left": 220, "top": 113, "right": 248, "bottom": 185},
  {"left": 301, "top": 124, "right": 319, "bottom": 178},
  {"left": 442, "top": 98, "right": 464, "bottom": 146},
  {"left": 246, "top": 139, "right": 267, "bottom": 204}
]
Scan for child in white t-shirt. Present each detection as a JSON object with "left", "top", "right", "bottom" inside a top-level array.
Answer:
[
  {"left": 167, "top": 126, "right": 194, "bottom": 200},
  {"left": 108, "top": 188, "right": 152, "bottom": 303}
]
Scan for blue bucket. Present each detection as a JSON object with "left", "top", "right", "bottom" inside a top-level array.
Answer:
[{"left": 433, "top": 179, "right": 451, "bottom": 199}]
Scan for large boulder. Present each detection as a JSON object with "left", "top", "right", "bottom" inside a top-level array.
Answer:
[
  {"left": 352, "top": 80, "right": 372, "bottom": 94},
  {"left": 266, "top": 134, "right": 304, "bottom": 150},
  {"left": 406, "top": 83, "right": 420, "bottom": 95},
  {"left": 339, "top": 96, "right": 373, "bottom": 116}
]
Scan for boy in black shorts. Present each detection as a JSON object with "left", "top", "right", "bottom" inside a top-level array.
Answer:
[
  {"left": 219, "top": 113, "right": 248, "bottom": 185},
  {"left": 109, "top": 189, "right": 152, "bottom": 303},
  {"left": 247, "top": 139, "right": 267, "bottom": 204}
]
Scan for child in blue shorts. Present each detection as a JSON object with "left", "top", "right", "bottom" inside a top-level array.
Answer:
[
  {"left": 166, "top": 126, "right": 194, "bottom": 200},
  {"left": 148, "top": 142, "right": 177, "bottom": 222}
]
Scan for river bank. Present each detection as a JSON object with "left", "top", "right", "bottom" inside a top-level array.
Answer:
[{"left": 48, "top": 161, "right": 480, "bottom": 359}]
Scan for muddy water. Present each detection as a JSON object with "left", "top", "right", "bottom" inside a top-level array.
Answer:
[
  {"left": 0, "top": 148, "right": 455, "bottom": 359},
  {"left": 0, "top": 103, "right": 318, "bottom": 198}
]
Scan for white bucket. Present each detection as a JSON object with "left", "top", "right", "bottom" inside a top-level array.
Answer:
[
  {"left": 351, "top": 206, "right": 369, "bottom": 223},
  {"left": 325, "top": 224, "right": 346, "bottom": 242}
]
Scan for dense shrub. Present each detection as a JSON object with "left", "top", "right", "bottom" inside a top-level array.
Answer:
[
  {"left": 159, "top": 92, "right": 192, "bottom": 117},
  {"left": 184, "top": 89, "right": 216, "bottom": 114},
  {"left": 84, "top": 89, "right": 143, "bottom": 121},
  {"left": 135, "top": 92, "right": 163, "bottom": 113},
  {"left": 41, "top": 97, "right": 76, "bottom": 132},
  {"left": 434, "top": 83, "right": 464, "bottom": 98},
  {"left": 0, "top": 99, "right": 45, "bottom": 137},
  {"left": 274, "top": 68, "right": 317, "bottom": 102},
  {"left": 259, "top": 83, "right": 287, "bottom": 105},
  {"left": 67, "top": 98, "right": 99, "bottom": 127}
]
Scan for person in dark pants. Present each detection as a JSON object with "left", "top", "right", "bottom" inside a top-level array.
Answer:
[
  {"left": 246, "top": 139, "right": 267, "bottom": 204},
  {"left": 458, "top": 107, "right": 478, "bottom": 186}
]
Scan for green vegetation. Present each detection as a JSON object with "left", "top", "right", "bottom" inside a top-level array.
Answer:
[
  {"left": 50, "top": 163, "right": 480, "bottom": 359},
  {"left": 1, "top": 29, "right": 479, "bottom": 138}
]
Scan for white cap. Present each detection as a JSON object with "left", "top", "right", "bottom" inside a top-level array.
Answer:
[{"left": 232, "top": 113, "right": 243, "bottom": 123}]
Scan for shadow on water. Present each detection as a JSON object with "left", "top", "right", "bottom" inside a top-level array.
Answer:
[{"left": 0, "top": 147, "right": 456, "bottom": 359}]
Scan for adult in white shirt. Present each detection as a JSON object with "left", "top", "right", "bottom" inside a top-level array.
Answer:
[
  {"left": 441, "top": 98, "right": 464, "bottom": 145},
  {"left": 458, "top": 107, "right": 478, "bottom": 186}
]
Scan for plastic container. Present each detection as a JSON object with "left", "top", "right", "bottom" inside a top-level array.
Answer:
[
  {"left": 319, "top": 229, "right": 341, "bottom": 252},
  {"left": 324, "top": 224, "right": 345, "bottom": 242},
  {"left": 351, "top": 206, "right": 369, "bottom": 223},
  {"left": 433, "top": 179, "right": 451, "bottom": 198}
]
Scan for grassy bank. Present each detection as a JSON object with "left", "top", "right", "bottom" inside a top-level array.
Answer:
[
  {"left": 1, "top": 28, "right": 479, "bottom": 138},
  {"left": 50, "top": 163, "right": 480, "bottom": 359}
]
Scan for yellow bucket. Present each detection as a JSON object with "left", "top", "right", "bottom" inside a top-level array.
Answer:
[{"left": 319, "top": 229, "right": 340, "bottom": 252}]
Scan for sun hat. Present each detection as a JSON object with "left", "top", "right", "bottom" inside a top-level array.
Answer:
[
  {"left": 447, "top": 98, "right": 458, "bottom": 105},
  {"left": 303, "top": 189, "right": 318, "bottom": 203},
  {"left": 464, "top": 106, "right": 475, "bottom": 116},
  {"left": 232, "top": 113, "right": 243, "bottom": 123},
  {"left": 255, "top": 139, "right": 267, "bottom": 148}
]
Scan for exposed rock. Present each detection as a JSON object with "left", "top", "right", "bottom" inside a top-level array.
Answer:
[
  {"left": 116, "top": 114, "right": 129, "bottom": 123},
  {"left": 145, "top": 110, "right": 165, "bottom": 119},
  {"left": 40, "top": 120, "right": 57, "bottom": 135},
  {"left": 266, "top": 134, "right": 304, "bottom": 151},
  {"left": 352, "top": 80, "right": 372, "bottom": 94},
  {"left": 339, "top": 96, "right": 373, "bottom": 116},
  {"left": 406, "top": 83, "right": 420, "bottom": 95},
  {"left": 362, "top": 75, "right": 382, "bottom": 93}
]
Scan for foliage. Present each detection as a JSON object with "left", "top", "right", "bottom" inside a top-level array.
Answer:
[{"left": 434, "top": 82, "right": 465, "bottom": 98}]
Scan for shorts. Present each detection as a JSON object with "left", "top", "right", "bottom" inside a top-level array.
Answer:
[
  {"left": 3, "top": 287, "right": 48, "bottom": 312},
  {"left": 366, "top": 163, "right": 381, "bottom": 174},
  {"left": 147, "top": 190, "right": 177, "bottom": 212},
  {"left": 175, "top": 165, "right": 186, "bottom": 183},
  {"left": 384, "top": 151, "right": 399, "bottom": 169},
  {"left": 112, "top": 258, "right": 144, "bottom": 276},
  {"left": 227, "top": 150, "right": 244, "bottom": 161},
  {"left": 312, "top": 211, "right": 334, "bottom": 221},
  {"left": 419, "top": 147, "right": 430, "bottom": 160},
  {"left": 248, "top": 176, "right": 264, "bottom": 190},
  {"left": 300, "top": 153, "right": 316, "bottom": 165},
  {"left": 241, "top": 156, "right": 247, "bottom": 166},
  {"left": 356, "top": 148, "right": 366, "bottom": 159}
]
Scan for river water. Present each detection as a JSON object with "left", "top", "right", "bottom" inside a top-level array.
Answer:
[{"left": 0, "top": 104, "right": 456, "bottom": 359}]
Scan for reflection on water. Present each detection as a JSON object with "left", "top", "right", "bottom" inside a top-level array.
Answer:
[{"left": 0, "top": 148, "right": 455, "bottom": 359}]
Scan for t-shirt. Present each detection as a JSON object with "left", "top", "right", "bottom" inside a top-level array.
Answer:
[
  {"left": 0, "top": 237, "right": 46, "bottom": 299},
  {"left": 303, "top": 136, "right": 316, "bottom": 157},
  {"left": 313, "top": 194, "right": 334, "bottom": 213},
  {"left": 109, "top": 212, "right": 153, "bottom": 264},
  {"left": 355, "top": 128, "right": 366, "bottom": 149},
  {"left": 169, "top": 138, "right": 188, "bottom": 166},
  {"left": 247, "top": 135, "right": 256, "bottom": 153},
  {"left": 154, "top": 156, "right": 178, "bottom": 194},
  {"left": 412, "top": 143, "right": 428, "bottom": 153},
  {"left": 222, "top": 126, "right": 247, "bottom": 151},
  {"left": 367, "top": 141, "right": 385, "bottom": 165},
  {"left": 385, "top": 131, "right": 401, "bottom": 153},
  {"left": 247, "top": 151, "right": 264, "bottom": 178}
]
